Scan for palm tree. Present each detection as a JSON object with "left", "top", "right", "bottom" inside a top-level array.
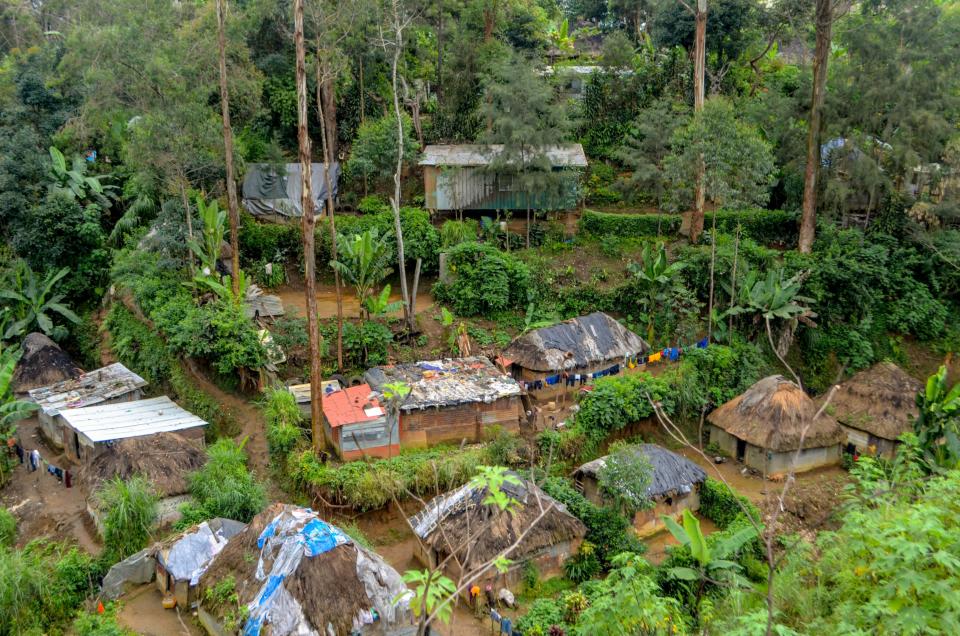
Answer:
[
  {"left": 329, "top": 228, "right": 394, "bottom": 320},
  {"left": 0, "top": 263, "right": 80, "bottom": 340},
  {"left": 627, "top": 243, "right": 684, "bottom": 344}
]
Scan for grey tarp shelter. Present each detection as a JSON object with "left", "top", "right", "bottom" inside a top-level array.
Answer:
[{"left": 242, "top": 162, "right": 340, "bottom": 220}]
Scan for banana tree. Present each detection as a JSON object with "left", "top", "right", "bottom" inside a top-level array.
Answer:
[
  {"left": 627, "top": 243, "right": 685, "bottom": 345},
  {"left": 913, "top": 364, "right": 960, "bottom": 467},
  {"left": 1, "top": 345, "right": 38, "bottom": 427},
  {"left": 0, "top": 263, "right": 80, "bottom": 340},
  {"left": 662, "top": 509, "right": 757, "bottom": 607},
  {"left": 329, "top": 228, "right": 394, "bottom": 320},
  {"left": 48, "top": 146, "right": 115, "bottom": 207},
  {"left": 188, "top": 195, "right": 227, "bottom": 278}
]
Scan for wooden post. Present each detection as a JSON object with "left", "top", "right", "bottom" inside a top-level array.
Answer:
[{"left": 294, "top": 0, "right": 325, "bottom": 451}]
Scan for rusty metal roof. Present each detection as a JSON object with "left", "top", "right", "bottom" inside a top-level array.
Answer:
[
  {"left": 419, "top": 144, "right": 588, "bottom": 168},
  {"left": 321, "top": 384, "right": 384, "bottom": 428}
]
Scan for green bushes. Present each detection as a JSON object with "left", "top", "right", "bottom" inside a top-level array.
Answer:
[
  {"left": 104, "top": 304, "right": 236, "bottom": 436},
  {"left": 262, "top": 387, "right": 304, "bottom": 462},
  {"left": 439, "top": 219, "right": 479, "bottom": 248},
  {"left": 0, "top": 542, "right": 104, "bottom": 635},
  {"left": 316, "top": 207, "right": 441, "bottom": 273},
  {"left": 579, "top": 209, "right": 682, "bottom": 237},
  {"left": 237, "top": 212, "right": 301, "bottom": 265},
  {"left": 432, "top": 241, "right": 530, "bottom": 317},
  {"left": 179, "top": 439, "right": 267, "bottom": 526},
  {"left": 578, "top": 208, "right": 799, "bottom": 245},
  {"left": 0, "top": 509, "right": 14, "bottom": 547},
  {"left": 540, "top": 477, "right": 644, "bottom": 568},
  {"left": 572, "top": 372, "right": 675, "bottom": 457},
  {"left": 288, "top": 445, "right": 488, "bottom": 511},
  {"left": 96, "top": 476, "right": 158, "bottom": 562},
  {"left": 671, "top": 342, "right": 767, "bottom": 421},
  {"left": 698, "top": 478, "right": 761, "bottom": 530}
]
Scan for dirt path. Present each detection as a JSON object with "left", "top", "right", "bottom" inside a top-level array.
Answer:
[
  {"left": 180, "top": 362, "right": 279, "bottom": 497},
  {"left": 273, "top": 279, "right": 436, "bottom": 321},
  {"left": 2, "top": 417, "right": 101, "bottom": 552},
  {"left": 117, "top": 584, "right": 203, "bottom": 636}
]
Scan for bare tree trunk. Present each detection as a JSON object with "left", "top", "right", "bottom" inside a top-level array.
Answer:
[
  {"left": 799, "top": 0, "right": 833, "bottom": 253},
  {"left": 689, "top": 0, "right": 707, "bottom": 243},
  {"left": 706, "top": 208, "right": 717, "bottom": 341},
  {"left": 319, "top": 74, "right": 338, "bottom": 160},
  {"left": 436, "top": 0, "right": 444, "bottom": 103},
  {"left": 295, "top": 0, "right": 324, "bottom": 451},
  {"left": 387, "top": 0, "right": 414, "bottom": 332},
  {"left": 316, "top": 52, "right": 344, "bottom": 372},
  {"left": 180, "top": 179, "right": 195, "bottom": 277},
  {"left": 216, "top": 0, "right": 241, "bottom": 296}
]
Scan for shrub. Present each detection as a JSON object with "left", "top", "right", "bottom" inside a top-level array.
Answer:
[
  {"left": 179, "top": 439, "right": 267, "bottom": 526},
  {"left": 316, "top": 207, "right": 441, "bottom": 273},
  {"left": 579, "top": 209, "right": 682, "bottom": 237},
  {"left": 263, "top": 387, "right": 303, "bottom": 461},
  {"left": 698, "top": 478, "right": 760, "bottom": 530},
  {"left": 540, "top": 477, "right": 644, "bottom": 568},
  {"left": 516, "top": 598, "right": 568, "bottom": 636},
  {"left": 670, "top": 342, "right": 767, "bottom": 421},
  {"left": 237, "top": 211, "right": 301, "bottom": 266},
  {"left": 96, "top": 476, "right": 158, "bottom": 562},
  {"left": 357, "top": 195, "right": 390, "bottom": 214},
  {"left": 71, "top": 603, "right": 134, "bottom": 636},
  {"left": 0, "top": 509, "right": 15, "bottom": 547},
  {"left": 432, "top": 241, "right": 530, "bottom": 317},
  {"left": 439, "top": 219, "right": 479, "bottom": 248},
  {"left": 564, "top": 540, "right": 602, "bottom": 583}
]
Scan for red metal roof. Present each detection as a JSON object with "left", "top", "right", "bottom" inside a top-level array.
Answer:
[{"left": 321, "top": 384, "right": 384, "bottom": 428}]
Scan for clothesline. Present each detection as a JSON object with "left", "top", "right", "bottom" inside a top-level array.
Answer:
[{"left": 521, "top": 337, "right": 710, "bottom": 392}]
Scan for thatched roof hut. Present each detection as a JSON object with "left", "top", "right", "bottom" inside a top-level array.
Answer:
[
  {"left": 199, "top": 504, "right": 409, "bottom": 636},
  {"left": 12, "top": 332, "right": 82, "bottom": 393},
  {"left": 574, "top": 444, "right": 706, "bottom": 501},
  {"left": 80, "top": 432, "right": 206, "bottom": 498},
  {"left": 821, "top": 362, "right": 922, "bottom": 441},
  {"left": 410, "top": 473, "right": 586, "bottom": 573},
  {"left": 707, "top": 375, "right": 844, "bottom": 452},
  {"left": 502, "top": 312, "right": 649, "bottom": 372}
]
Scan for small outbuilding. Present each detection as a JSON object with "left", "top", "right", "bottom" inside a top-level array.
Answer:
[
  {"left": 58, "top": 395, "right": 207, "bottom": 463},
  {"left": 707, "top": 375, "right": 844, "bottom": 475},
  {"left": 822, "top": 362, "right": 922, "bottom": 458},
  {"left": 502, "top": 312, "right": 649, "bottom": 392},
  {"left": 27, "top": 362, "right": 148, "bottom": 450},
  {"left": 364, "top": 357, "right": 523, "bottom": 448},
  {"left": 241, "top": 162, "right": 340, "bottom": 222},
  {"left": 101, "top": 518, "right": 245, "bottom": 605},
  {"left": 410, "top": 474, "right": 586, "bottom": 593},
  {"left": 573, "top": 444, "right": 707, "bottom": 537},
  {"left": 420, "top": 144, "right": 587, "bottom": 212},
  {"left": 321, "top": 383, "right": 397, "bottom": 460},
  {"left": 11, "top": 332, "right": 82, "bottom": 394},
  {"left": 198, "top": 504, "right": 410, "bottom": 636}
]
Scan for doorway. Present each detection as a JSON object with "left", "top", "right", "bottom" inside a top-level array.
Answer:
[{"left": 736, "top": 438, "right": 747, "bottom": 463}]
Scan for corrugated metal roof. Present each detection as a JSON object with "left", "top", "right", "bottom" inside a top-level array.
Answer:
[
  {"left": 322, "top": 384, "right": 384, "bottom": 428},
  {"left": 364, "top": 356, "right": 522, "bottom": 411},
  {"left": 59, "top": 396, "right": 207, "bottom": 444},
  {"left": 419, "top": 144, "right": 588, "bottom": 168},
  {"left": 28, "top": 362, "right": 148, "bottom": 416},
  {"left": 287, "top": 380, "right": 342, "bottom": 404}
]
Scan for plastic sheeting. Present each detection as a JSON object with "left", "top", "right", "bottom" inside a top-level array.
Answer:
[
  {"left": 101, "top": 548, "right": 156, "bottom": 600},
  {"left": 161, "top": 521, "right": 231, "bottom": 586},
  {"left": 409, "top": 472, "right": 529, "bottom": 540},
  {"left": 242, "top": 163, "right": 340, "bottom": 219},
  {"left": 243, "top": 508, "right": 351, "bottom": 636}
]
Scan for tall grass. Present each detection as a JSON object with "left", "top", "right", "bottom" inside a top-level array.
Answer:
[{"left": 97, "top": 475, "right": 158, "bottom": 562}]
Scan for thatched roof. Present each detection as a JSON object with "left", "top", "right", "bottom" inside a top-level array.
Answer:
[
  {"left": 575, "top": 444, "right": 706, "bottom": 500},
  {"left": 410, "top": 474, "right": 586, "bottom": 571},
  {"left": 502, "top": 312, "right": 649, "bottom": 372},
  {"left": 199, "top": 504, "right": 409, "bottom": 636},
  {"left": 820, "top": 362, "right": 922, "bottom": 440},
  {"left": 707, "top": 375, "right": 844, "bottom": 452},
  {"left": 12, "top": 333, "right": 82, "bottom": 393},
  {"left": 80, "top": 433, "right": 206, "bottom": 498}
]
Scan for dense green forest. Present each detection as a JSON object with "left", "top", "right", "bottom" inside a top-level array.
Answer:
[{"left": 1, "top": 0, "right": 959, "bottom": 634}]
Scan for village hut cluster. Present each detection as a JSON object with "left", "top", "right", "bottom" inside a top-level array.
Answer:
[{"left": 14, "top": 337, "right": 211, "bottom": 530}]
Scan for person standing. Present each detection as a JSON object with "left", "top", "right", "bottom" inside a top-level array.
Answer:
[{"left": 30, "top": 449, "right": 41, "bottom": 472}]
